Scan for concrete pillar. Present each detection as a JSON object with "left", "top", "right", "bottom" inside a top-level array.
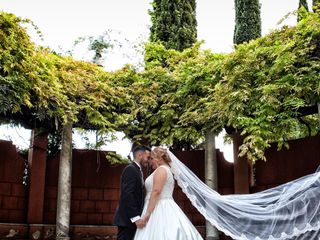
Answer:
[
  {"left": 27, "top": 129, "right": 48, "bottom": 223},
  {"left": 56, "top": 122, "right": 73, "bottom": 240},
  {"left": 232, "top": 133, "right": 249, "bottom": 194},
  {"left": 205, "top": 130, "right": 219, "bottom": 240}
]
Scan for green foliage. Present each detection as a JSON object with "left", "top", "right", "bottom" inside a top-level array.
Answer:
[
  {"left": 71, "top": 30, "right": 115, "bottom": 64},
  {"left": 144, "top": 42, "right": 180, "bottom": 69},
  {"left": 234, "top": 0, "right": 261, "bottom": 45},
  {"left": 106, "top": 151, "right": 130, "bottom": 164},
  {"left": 47, "top": 129, "right": 62, "bottom": 158},
  {"left": 149, "top": 0, "right": 197, "bottom": 51},
  {"left": 123, "top": 42, "right": 223, "bottom": 148},
  {"left": 0, "top": 12, "right": 35, "bottom": 114},
  {"left": 124, "top": 65, "right": 177, "bottom": 145},
  {"left": 207, "top": 12, "right": 320, "bottom": 161},
  {"left": 1, "top": 11, "right": 320, "bottom": 162},
  {"left": 298, "top": 0, "right": 310, "bottom": 22},
  {"left": 313, "top": 0, "right": 320, "bottom": 12},
  {"left": 299, "top": 0, "right": 309, "bottom": 11},
  {"left": 0, "top": 12, "right": 132, "bottom": 133},
  {"left": 135, "top": 12, "right": 320, "bottom": 160}
]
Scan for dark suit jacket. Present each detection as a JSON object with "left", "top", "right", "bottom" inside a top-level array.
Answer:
[{"left": 114, "top": 162, "right": 144, "bottom": 229}]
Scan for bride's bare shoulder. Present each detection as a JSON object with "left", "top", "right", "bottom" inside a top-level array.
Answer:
[{"left": 154, "top": 165, "right": 168, "bottom": 179}]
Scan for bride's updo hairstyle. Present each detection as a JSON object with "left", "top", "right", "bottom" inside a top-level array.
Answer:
[{"left": 153, "top": 147, "right": 172, "bottom": 164}]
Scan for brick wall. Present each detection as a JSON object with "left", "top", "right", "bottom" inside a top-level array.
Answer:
[
  {"left": 252, "top": 135, "right": 320, "bottom": 193},
  {"left": 0, "top": 140, "right": 232, "bottom": 229},
  {"left": 0, "top": 140, "right": 28, "bottom": 223},
  {"left": 2, "top": 135, "right": 319, "bottom": 239},
  {"left": 44, "top": 150, "right": 123, "bottom": 225}
]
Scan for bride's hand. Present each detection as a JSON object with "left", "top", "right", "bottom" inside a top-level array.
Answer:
[
  {"left": 135, "top": 219, "right": 145, "bottom": 229},
  {"left": 142, "top": 212, "right": 151, "bottom": 225}
]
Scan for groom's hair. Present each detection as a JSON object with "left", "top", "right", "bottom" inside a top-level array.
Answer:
[{"left": 132, "top": 145, "right": 151, "bottom": 158}]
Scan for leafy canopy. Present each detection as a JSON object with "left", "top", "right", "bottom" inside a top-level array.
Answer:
[{"left": 0, "top": 11, "right": 319, "bottom": 162}]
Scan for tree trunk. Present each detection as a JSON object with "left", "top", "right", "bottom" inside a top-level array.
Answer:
[
  {"left": 205, "top": 130, "right": 219, "bottom": 240},
  {"left": 56, "top": 121, "right": 73, "bottom": 239},
  {"left": 318, "top": 103, "right": 320, "bottom": 129}
]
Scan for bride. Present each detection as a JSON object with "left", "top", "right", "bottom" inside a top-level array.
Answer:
[
  {"left": 134, "top": 147, "right": 320, "bottom": 240},
  {"left": 134, "top": 147, "right": 203, "bottom": 240}
]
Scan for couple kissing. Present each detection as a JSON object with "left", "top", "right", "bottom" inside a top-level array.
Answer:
[{"left": 113, "top": 145, "right": 203, "bottom": 240}]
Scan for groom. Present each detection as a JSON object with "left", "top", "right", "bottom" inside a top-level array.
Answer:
[{"left": 114, "top": 145, "right": 151, "bottom": 240}]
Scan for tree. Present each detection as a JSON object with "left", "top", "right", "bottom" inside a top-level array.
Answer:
[
  {"left": 313, "top": 0, "right": 320, "bottom": 12},
  {"left": 234, "top": 0, "right": 261, "bottom": 45},
  {"left": 233, "top": 0, "right": 262, "bottom": 193},
  {"left": 300, "top": 0, "right": 309, "bottom": 10},
  {"left": 146, "top": 0, "right": 198, "bottom": 148},
  {"left": 149, "top": 0, "right": 197, "bottom": 51},
  {"left": 146, "top": 0, "right": 200, "bottom": 151},
  {"left": 0, "top": 13, "right": 133, "bottom": 239},
  {"left": 56, "top": 120, "right": 72, "bottom": 239},
  {"left": 2, "top": 10, "right": 320, "bottom": 165},
  {"left": 207, "top": 12, "right": 320, "bottom": 161},
  {"left": 298, "top": 0, "right": 309, "bottom": 22}
]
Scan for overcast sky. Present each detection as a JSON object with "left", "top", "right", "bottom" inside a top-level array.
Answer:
[
  {"left": 0, "top": 0, "right": 305, "bottom": 66},
  {"left": 0, "top": 0, "right": 312, "bottom": 159}
]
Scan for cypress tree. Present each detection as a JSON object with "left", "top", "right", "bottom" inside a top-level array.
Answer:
[
  {"left": 234, "top": 0, "right": 261, "bottom": 45},
  {"left": 149, "top": 0, "right": 197, "bottom": 51},
  {"left": 299, "top": 0, "right": 309, "bottom": 11},
  {"left": 298, "top": 0, "right": 309, "bottom": 22},
  {"left": 313, "top": 0, "right": 320, "bottom": 12}
]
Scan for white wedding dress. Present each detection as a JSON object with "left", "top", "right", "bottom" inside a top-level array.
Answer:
[{"left": 134, "top": 165, "right": 203, "bottom": 240}]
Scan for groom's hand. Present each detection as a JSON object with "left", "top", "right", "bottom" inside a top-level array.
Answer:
[{"left": 135, "top": 219, "right": 145, "bottom": 228}]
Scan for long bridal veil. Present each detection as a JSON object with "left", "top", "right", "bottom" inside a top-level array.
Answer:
[{"left": 167, "top": 150, "right": 320, "bottom": 240}]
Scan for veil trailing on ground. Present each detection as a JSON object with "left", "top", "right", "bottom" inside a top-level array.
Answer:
[{"left": 167, "top": 150, "right": 320, "bottom": 240}]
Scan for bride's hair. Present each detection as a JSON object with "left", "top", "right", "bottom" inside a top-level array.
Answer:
[{"left": 153, "top": 147, "right": 172, "bottom": 164}]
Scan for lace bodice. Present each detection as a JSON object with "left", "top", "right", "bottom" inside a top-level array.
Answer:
[{"left": 145, "top": 165, "right": 174, "bottom": 200}]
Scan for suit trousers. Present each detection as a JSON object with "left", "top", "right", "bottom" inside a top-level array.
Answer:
[{"left": 117, "top": 226, "right": 136, "bottom": 240}]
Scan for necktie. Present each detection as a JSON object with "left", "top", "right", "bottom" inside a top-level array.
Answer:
[{"left": 140, "top": 167, "right": 144, "bottom": 184}]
